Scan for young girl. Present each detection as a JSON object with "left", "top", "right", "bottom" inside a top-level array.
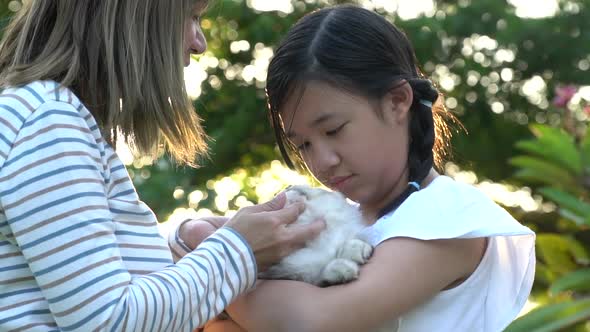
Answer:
[
  {"left": 215, "top": 5, "right": 535, "bottom": 332},
  {"left": 0, "top": 1, "right": 323, "bottom": 331}
]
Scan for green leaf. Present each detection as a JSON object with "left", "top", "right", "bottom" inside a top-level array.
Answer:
[
  {"left": 505, "top": 299, "right": 590, "bottom": 332},
  {"left": 550, "top": 268, "right": 590, "bottom": 295},
  {"left": 558, "top": 209, "right": 588, "bottom": 227},
  {"left": 509, "top": 156, "right": 577, "bottom": 187},
  {"left": 565, "top": 236, "right": 590, "bottom": 265},
  {"left": 515, "top": 124, "right": 581, "bottom": 175},
  {"left": 539, "top": 188, "right": 590, "bottom": 224},
  {"left": 580, "top": 126, "right": 590, "bottom": 173},
  {"left": 536, "top": 234, "right": 584, "bottom": 276},
  {"left": 512, "top": 169, "right": 563, "bottom": 188}
]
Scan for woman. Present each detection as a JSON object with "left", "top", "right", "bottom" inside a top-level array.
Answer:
[{"left": 0, "top": 1, "right": 323, "bottom": 331}]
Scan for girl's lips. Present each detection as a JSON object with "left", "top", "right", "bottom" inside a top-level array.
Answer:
[{"left": 328, "top": 175, "right": 354, "bottom": 191}]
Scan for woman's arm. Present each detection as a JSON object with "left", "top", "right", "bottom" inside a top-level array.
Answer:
[
  {"left": 228, "top": 236, "right": 485, "bottom": 332},
  {"left": 0, "top": 99, "right": 257, "bottom": 331}
]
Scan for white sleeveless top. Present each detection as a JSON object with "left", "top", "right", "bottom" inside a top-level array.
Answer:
[{"left": 358, "top": 176, "right": 536, "bottom": 332}]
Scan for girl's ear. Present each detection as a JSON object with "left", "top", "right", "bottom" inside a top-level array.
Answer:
[{"left": 382, "top": 81, "right": 413, "bottom": 124}]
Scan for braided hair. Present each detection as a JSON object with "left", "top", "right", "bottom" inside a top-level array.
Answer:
[
  {"left": 376, "top": 78, "right": 439, "bottom": 218},
  {"left": 266, "top": 5, "right": 457, "bottom": 218}
]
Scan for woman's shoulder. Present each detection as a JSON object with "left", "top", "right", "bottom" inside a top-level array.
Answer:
[
  {"left": 0, "top": 80, "right": 107, "bottom": 166},
  {"left": 0, "top": 80, "right": 83, "bottom": 115},
  {"left": 1, "top": 80, "right": 96, "bottom": 126}
]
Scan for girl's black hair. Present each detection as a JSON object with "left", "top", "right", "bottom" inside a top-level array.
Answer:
[{"left": 266, "top": 5, "right": 456, "bottom": 218}]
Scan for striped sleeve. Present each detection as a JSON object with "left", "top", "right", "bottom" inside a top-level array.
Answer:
[
  {"left": 168, "top": 219, "right": 195, "bottom": 262},
  {"left": 0, "top": 96, "right": 257, "bottom": 331}
]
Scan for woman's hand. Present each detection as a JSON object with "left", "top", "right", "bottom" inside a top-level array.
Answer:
[
  {"left": 180, "top": 193, "right": 325, "bottom": 271},
  {"left": 226, "top": 192, "right": 325, "bottom": 272}
]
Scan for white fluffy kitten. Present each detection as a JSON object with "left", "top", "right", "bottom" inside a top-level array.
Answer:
[
  {"left": 258, "top": 185, "right": 373, "bottom": 286},
  {"left": 257, "top": 185, "right": 400, "bottom": 331}
]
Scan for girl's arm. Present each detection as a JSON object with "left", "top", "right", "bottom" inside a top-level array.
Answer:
[{"left": 228, "top": 236, "right": 485, "bottom": 332}]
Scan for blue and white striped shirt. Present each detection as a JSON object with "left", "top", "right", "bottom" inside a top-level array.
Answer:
[{"left": 0, "top": 81, "right": 257, "bottom": 331}]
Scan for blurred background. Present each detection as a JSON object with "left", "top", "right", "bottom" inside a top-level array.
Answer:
[{"left": 1, "top": 0, "right": 589, "bottom": 330}]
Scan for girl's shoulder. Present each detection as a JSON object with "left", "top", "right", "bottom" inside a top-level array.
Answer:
[
  {"left": 359, "top": 175, "right": 534, "bottom": 245},
  {"left": 362, "top": 176, "right": 536, "bottom": 331}
]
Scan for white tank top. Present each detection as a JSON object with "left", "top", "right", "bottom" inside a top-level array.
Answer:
[{"left": 358, "top": 176, "right": 536, "bottom": 332}]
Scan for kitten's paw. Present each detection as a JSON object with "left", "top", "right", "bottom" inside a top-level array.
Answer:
[
  {"left": 319, "top": 258, "right": 359, "bottom": 286},
  {"left": 337, "top": 239, "right": 373, "bottom": 264}
]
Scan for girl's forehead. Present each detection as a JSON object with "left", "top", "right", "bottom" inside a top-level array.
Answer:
[
  {"left": 280, "top": 82, "right": 374, "bottom": 133},
  {"left": 282, "top": 83, "right": 371, "bottom": 117},
  {"left": 280, "top": 84, "right": 334, "bottom": 125}
]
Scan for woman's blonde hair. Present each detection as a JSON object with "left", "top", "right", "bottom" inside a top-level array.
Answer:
[{"left": 0, "top": 0, "right": 208, "bottom": 166}]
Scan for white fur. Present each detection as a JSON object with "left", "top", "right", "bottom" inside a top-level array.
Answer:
[
  {"left": 259, "top": 185, "right": 372, "bottom": 286},
  {"left": 258, "top": 185, "right": 400, "bottom": 331}
]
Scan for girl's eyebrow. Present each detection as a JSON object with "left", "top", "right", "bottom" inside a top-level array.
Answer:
[{"left": 286, "top": 113, "right": 337, "bottom": 138}]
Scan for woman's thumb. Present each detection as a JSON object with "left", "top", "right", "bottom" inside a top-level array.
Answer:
[{"left": 249, "top": 192, "right": 287, "bottom": 213}]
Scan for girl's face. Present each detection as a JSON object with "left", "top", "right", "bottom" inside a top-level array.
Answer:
[
  {"left": 281, "top": 81, "right": 413, "bottom": 215},
  {"left": 183, "top": 1, "right": 208, "bottom": 66}
]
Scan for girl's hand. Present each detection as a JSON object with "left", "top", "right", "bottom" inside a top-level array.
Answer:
[
  {"left": 202, "top": 317, "right": 247, "bottom": 332},
  {"left": 179, "top": 216, "right": 229, "bottom": 250}
]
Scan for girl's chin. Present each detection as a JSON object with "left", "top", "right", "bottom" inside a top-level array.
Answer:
[{"left": 338, "top": 189, "right": 361, "bottom": 203}]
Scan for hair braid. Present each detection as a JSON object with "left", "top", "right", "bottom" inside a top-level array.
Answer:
[
  {"left": 377, "top": 78, "right": 439, "bottom": 218},
  {"left": 407, "top": 78, "right": 438, "bottom": 182}
]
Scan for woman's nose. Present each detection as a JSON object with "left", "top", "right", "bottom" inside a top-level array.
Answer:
[{"left": 185, "top": 20, "right": 207, "bottom": 55}]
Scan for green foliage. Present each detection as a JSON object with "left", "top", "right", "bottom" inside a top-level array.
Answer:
[
  {"left": 515, "top": 125, "right": 581, "bottom": 175},
  {"left": 506, "top": 113, "right": 590, "bottom": 330},
  {"left": 550, "top": 268, "right": 590, "bottom": 295},
  {"left": 123, "top": 0, "right": 590, "bottom": 222},
  {"left": 506, "top": 299, "right": 590, "bottom": 332},
  {"left": 1, "top": 0, "right": 588, "bottom": 216},
  {"left": 1, "top": 1, "right": 590, "bottom": 328}
]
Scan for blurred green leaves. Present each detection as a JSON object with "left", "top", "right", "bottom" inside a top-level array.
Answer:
[
  {"left": 1, "top": 2, "right": 589, "bottom": 328},
  {"left": 507, "top": 86, "right": 590, "bottom": 331}
]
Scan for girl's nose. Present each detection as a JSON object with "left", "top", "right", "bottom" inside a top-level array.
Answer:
[{"left": 309, "top": 143, "right": 341, "bottom": 175}]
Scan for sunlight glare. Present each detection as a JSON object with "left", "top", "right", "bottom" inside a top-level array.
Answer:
[
  {"left": 184, "top": 57, "right": 209, "bottom": 99},
  {"left": 250, "top": 160, "right": 311, "bottom": 202},
  {"left": 247, "top": 0, "right": 294, "bottom": 13},
  {"left": 508, "top": 0, "right": 558, "bottom": 18},
  {"left": 115, "top": 137, "right": 135, "bottom": 166},
  {"left": 361, "top": 0, "right": 435, "bottom": 19},
  {"left": 445, "top": 162, "right": 545, "bottom": 212}
]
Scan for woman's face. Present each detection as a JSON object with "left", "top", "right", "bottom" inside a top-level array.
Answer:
[
  {"left": 281, "top": 81, "right": 413, "bottom": 215},
  {"left": 183, "top": 1, "right": 208, "bottom": 66}
]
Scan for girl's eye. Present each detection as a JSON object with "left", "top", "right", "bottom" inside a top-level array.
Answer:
[{"left": 326, "top": 123, "right": 346, "bottom": 136}]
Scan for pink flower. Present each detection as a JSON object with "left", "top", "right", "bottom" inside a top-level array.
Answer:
[
  {"left": 552, "top": 85, "right": 577, "bottom": 108},
  {"left": 584, "top": 105, "right": 590, "bottom": 116}
]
